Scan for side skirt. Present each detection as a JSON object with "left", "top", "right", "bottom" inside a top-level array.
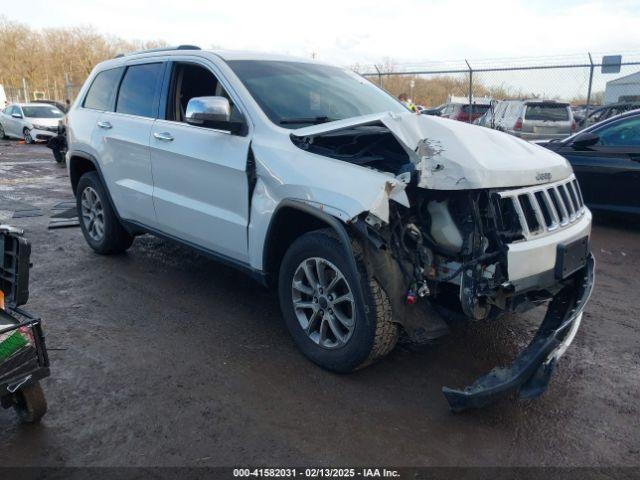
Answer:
[{"left": 122, "top": 220, "right": 268, "bottom": 287}]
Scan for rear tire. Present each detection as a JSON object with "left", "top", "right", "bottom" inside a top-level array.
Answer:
[
  {"left": 13, "top": 382, "right": 47, "bottom": 424},
  {"left": 278, "top": 229, "right": 398, "bottom": 373},
  {"left": 0, "top": 123, "right": 7, "bottom": 139},
  {"left": 76, "top": 171, "right": 133, "bottom": 254}
]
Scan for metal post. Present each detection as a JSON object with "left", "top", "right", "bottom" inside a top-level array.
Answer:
[
  {"left": 64, "top": 72, "right": 71, "bottom": 102},
  {"left": 465, "top": 59, "right": 473, "bottom": 123},
  {"left": 585, "top": 53, "right": 595, "bottom": 123},
  {"left": 374, "top": 65, "right": 383, "bottom": 89}
]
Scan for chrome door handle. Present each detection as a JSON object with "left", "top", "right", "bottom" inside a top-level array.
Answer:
[
  {"left": 97, "top": 121, "right": 112, "bottom": 129},
  {"left": 153, "top": 132, "right": 174, "bottom": 141}
]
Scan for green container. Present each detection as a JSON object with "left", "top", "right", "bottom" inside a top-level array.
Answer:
[{"left": 0, "top": 331, "right": 28, "bottom": 361}]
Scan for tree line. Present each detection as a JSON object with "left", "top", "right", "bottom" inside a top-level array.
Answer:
[{"left": 0, "top": 16, "right": 166, "bottom": 101}]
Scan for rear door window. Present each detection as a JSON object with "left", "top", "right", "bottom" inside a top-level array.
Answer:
[
  {"left": 525, "top": 103, "right": 570, "bottom": 121},
  {"left": 116, "top": 63, "right": 164, "bottom": 118},
  {"left": 83, "top": 67, "right": 124, "bottom": 111}
]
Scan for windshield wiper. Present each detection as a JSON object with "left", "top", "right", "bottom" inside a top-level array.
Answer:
[{"left": 279, "top": 116, "right": 335, "bottom": 125}]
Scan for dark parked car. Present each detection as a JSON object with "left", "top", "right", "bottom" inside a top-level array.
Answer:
[
  {"left": 579, "top": 102, "right": 640, "bottom": 129},
  {"left": 542, "top": 109, "right": 640, "bottom": 215}
]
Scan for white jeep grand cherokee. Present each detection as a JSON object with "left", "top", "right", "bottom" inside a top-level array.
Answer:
[{"left": 66, "top": 46, "right": 594, "bottom": 411}]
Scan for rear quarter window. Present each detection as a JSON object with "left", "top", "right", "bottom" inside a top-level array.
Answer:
[
  {"left": 83, "top": 67, "right": 124, "bottom": 111},
  {"left": 525, "top": 104, "right": 570, "bottom": 121}
]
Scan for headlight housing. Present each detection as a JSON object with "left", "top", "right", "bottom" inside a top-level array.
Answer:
[{"left": 31, "top": 124, "right": 47, "bottom": 130}]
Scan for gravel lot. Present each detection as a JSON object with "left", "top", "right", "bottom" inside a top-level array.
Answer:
[{"left": 0, "top": 140, "right": 638, "bottom": 468}]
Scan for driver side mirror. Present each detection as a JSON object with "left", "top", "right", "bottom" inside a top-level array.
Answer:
[
  {"left": 571, "top": 131, "right": 599, "bottom": 149},
  {"left": 185, "top": 96, "right": 245, "bottom": 135},
  {"left": 11, "top": 112, "right": 22, "bottom": 119}
]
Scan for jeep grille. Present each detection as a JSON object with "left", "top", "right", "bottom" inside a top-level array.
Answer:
[{"left": 495, "top": 175, "right": 586, "bottom": 241}]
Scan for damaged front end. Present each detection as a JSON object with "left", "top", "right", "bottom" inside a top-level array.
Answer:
[
  {"left": 350, "top": 186, "right": 594, "bottom": 412},
  {"left": 442, "top": 254, "right": 594, "bottom": 411},
  {"left": 289, "top": 112, "right": 594, "bottom": 411}
]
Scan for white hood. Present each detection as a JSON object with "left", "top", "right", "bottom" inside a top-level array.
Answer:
[{"left": 292, "top": 112, "right": 573, "bottom": 190}]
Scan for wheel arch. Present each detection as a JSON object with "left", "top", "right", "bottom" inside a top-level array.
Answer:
[
  {"left": 262, "top": 200, "right": 360, "bottom": 289},
  {"left": 68, "top": 150, "right": 131, "bottom": 232},
  {"left": 68, "top": 151, "right": 100, "bottom": 195}
]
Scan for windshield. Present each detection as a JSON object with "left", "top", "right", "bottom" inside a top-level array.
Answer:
[
  {"left": 525, "top": 103, "right": 570, "bottom": 121},
  {"left": 21, "top": 105, "right": 64, "bottom": 119},
  {"left": 226, "top": 60, "right": 405, "bottom": 128}
]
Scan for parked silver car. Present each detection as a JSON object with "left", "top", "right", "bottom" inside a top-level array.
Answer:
[
  {"left": 492, "top": 99, "right": 576, "bottom": 140},
  {"left": 65, "top": 46, "right": 594, "bottom": 411},
  {"left": 0, "top": 103, "right": 65, "bottom": 143}
]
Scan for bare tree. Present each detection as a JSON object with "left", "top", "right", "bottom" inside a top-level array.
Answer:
[{"left": 0, "top": 16, "right": 168, "bottom": 101}]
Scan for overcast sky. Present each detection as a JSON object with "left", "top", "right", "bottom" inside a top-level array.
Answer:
[{"left": 2, "top": 0, "right": 640, "bottom": 67}]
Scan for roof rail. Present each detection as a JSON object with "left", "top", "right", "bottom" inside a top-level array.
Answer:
[{"left": 113, "top": 44, "right": 201, "bottom": 59}]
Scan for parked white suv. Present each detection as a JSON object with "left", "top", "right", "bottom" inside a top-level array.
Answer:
[
  {"left": 66, "top": 46, "right": 594, "bottom": 411},
  {"left": 493, "top": 99, "right": 576, "bottom": 140}
]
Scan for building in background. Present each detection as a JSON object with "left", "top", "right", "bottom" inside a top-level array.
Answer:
[{"left": 604, "top": 71, "right": 640, "bottom": 104}]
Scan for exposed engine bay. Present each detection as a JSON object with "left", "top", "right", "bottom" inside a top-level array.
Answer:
[
  {"left": 292, "top": 125, "right": 413, "bottom": 176},
  {"left": 353, "top": 187, "right": 544, "bottom": 338}
]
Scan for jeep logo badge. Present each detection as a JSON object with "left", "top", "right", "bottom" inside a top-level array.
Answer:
[{"left": 536, "top": 172, "right": 552, "bottom": 182}]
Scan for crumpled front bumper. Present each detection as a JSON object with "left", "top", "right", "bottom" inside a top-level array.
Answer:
[{"left": 442, "top": 254, "right": 595, "bottom": 412}]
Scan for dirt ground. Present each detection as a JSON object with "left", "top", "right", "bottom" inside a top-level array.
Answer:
[{"left": 0, "top": 140, "right": 638, "bottom": 468}]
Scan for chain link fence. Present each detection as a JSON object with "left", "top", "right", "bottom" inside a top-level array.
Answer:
[
  {"left": 1, "top": 74, "right": 82, "bottom": 105},
  {"left": 361, "top": 52, "right": 640, "bottom": 122}
]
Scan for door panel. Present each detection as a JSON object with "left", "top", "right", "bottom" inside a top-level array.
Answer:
[
  {"left": 93, "top": 111, "right": 157, "bottom": 226},
  {"left": 563, "top": 148, "right": 640, "bottom": 212},
  {"left": 150, "top": 119, "right": 250, "bottom": 262},
  {"left": 5, "top": 107, "right": 19, "bottom": 136}
]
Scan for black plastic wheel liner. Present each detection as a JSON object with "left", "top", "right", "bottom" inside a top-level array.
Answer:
[{"left": 441, "top": 254, "right": 595, "bottom": 412}]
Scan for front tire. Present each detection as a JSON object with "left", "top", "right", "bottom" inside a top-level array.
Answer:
[
  {"left": 76, "top": 172, "right": 133, "bottom": 254},
  {"left": 278, "top": 229, "right": 398, "bottom": 373},
  {"left": 23, "top": 128, "right": 33, "bottom": 144}
]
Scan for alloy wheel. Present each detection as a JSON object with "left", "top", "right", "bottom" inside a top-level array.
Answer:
[
  {"left": 80, "top": 186, "right": 105, "bottom": 242},
  {"left": 291, "top": 257, "right": 356, "bottom": 349}
]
